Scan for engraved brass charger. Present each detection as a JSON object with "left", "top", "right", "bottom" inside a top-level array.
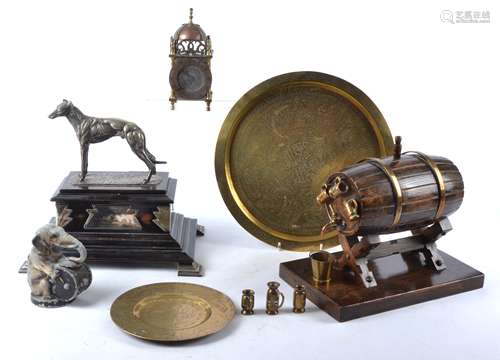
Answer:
[
  {"left": 215, "top": 71, "right": 393, "bottom": 251},
  {"left": 110, "top": 283, "right": 235, "bottom": 342}
]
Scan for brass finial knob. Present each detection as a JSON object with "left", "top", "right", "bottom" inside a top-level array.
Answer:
[{"left": 189, "top": 8, "right": 193, "bottom": 23}]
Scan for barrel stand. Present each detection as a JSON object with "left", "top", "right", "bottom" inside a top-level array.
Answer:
[{"left": 337, "top": 217, "right": 453, "bottom": 288}]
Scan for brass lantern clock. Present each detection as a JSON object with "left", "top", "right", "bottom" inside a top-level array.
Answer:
[{"left": 169, "top": 8, "right": 213, "bottom": 111}]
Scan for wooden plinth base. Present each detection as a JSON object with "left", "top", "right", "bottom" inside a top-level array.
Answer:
[
  {"left": 279, "top": 250, "right": 484, "bottom": 322},
  {"left": 50, "top": 171, "right": 203, "bottom": 276}
]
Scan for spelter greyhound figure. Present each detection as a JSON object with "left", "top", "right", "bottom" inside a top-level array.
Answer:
[{"left": 49, "top": 99, "right": 165, "bottom": 184}]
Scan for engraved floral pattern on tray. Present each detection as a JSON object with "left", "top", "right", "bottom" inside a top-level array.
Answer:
[{"left": 230, "top": 84, "right": 381, "bottom": 237}]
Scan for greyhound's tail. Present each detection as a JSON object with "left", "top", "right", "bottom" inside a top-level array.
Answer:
[{"left": 144, "top": 149, "right": 166, "bottom": 165}]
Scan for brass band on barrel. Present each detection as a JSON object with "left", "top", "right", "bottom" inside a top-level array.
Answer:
[
  {"left": 404, "top": 151, "right": 446, "bottom": 220},
  {"left": 364, "top": 158, "right": 403, "bottom": 226}
]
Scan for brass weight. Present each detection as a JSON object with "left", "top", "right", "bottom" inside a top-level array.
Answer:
[
  {"left": 293, "top": 285, "right": 306, "bottom": 313},
  {"left": 241, "top": 289, "right": 255, "bottom": 315},
  {"left": 266, "top": 281, "right": 285, "bottom": 315}
]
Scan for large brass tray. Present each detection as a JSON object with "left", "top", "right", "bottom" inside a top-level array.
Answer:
[
  {"left": 110, "top": 283, "right": 235, "bottom": 342},
  {"left": 215, "top": 72, "right": 393, "bottom": 251}
]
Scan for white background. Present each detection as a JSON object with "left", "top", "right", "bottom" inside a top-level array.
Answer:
[{"left": 1, "top": 0, "right": 499, "bottom": 359}]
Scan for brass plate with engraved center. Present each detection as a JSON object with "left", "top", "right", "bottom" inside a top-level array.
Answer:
[
  {"left": 215, "top": 72, "right": 393, "bottom": 251},
  {"left": 110, "top": 283, "right": 235, "bottom": 342}
]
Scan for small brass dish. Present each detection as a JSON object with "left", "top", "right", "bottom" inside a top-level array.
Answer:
[
  {"left": 215, "top": 71, "right": 393, "bottom": 251},
  {"left": 110, "top": 282, "right": 235, "bottom": 342}
]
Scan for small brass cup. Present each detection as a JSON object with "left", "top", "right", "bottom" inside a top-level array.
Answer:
[{"left": 310, "top": 250, "right": 333, "bottom": 284}]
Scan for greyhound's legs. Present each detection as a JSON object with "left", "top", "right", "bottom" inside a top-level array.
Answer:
[
  {"left": 144, "top": 148, "right": 156, "bottom": 163},
  {"left": 135, "top": 150, "right": 156, "bottom": 183},
  {"left": 127, "top": 135, "right": 154, "bottom": 182},
  {"left": 80, "top": 144, "right": 89, "bottom": 181},
  {"left": 125, "top": 129, "right": 157, "bottom": 183}
]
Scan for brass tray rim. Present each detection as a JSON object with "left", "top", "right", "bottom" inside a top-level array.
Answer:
[
  {"left": 215, "top": 71, "right": 393, "bottom": 251},
  {"left": 110, "top": 282, "right": 235, "bottom": 342}
]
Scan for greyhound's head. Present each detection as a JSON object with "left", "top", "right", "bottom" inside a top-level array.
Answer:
[{"left": 49, "top": 99, "right": 73, "bottom": 119}]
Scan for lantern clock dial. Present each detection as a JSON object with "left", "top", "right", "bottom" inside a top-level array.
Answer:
[{"left": 170, "top": 60, "right": 212, "bottom": 100}]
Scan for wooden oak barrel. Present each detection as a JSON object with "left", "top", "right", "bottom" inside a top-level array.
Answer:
[{"left": 317, "top": 151, "right": 464, "bottom": 236}]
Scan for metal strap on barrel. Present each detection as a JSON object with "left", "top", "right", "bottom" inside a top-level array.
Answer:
[
  {"left": 363, "top": 158, "right": 403, "bottom": 227},
  {"left": 404, "top": 151, "right": 446, "bottom": 220}
]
